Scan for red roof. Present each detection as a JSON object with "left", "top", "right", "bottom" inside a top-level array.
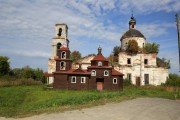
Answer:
[
  {"left": 88, "top": 66, "right": 113, "bottom": 69},
  {"left": 59, "top": 47, "right": 69, "bottom": 51},
  {"left": 91, "top": 54, "right": 108, "bottom": 61},
  {"left": 112, "top": 69, "right": 124, "bottom": 76},
  {"left": 43, "top": 73, "right": 54, "bottom": 77},
  {"left": 54, "top": 69, "right": 91, "bottom": 75}
]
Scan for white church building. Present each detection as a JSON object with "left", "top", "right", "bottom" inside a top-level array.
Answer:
[{"left": 114, "top": 15, "right": 168, "bottom": 86}]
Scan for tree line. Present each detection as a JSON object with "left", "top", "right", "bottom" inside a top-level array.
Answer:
[{"left": 0, "top": 56, "right": 46, "bottom": 83}]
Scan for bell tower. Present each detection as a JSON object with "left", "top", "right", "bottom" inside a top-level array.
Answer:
[
  {"left": 51, "top": 24, "right": 69, "bottom": 59},
  {"left": 47, "top": 23, "right": 70, "bottom": 84}
]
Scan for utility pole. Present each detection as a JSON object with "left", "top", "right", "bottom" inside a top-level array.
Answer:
[{"left": 175, "top": 13, "right": 180, "bottom": 72}]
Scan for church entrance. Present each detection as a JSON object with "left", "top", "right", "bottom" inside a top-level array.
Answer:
[{"left": 96, "top": 78, "right": 104, "bottom": 91}]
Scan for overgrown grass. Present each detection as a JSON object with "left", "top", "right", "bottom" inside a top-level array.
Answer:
[
  {"left": 0, "top": 85, "right": 179, "bottom": 118},
  {"left": 0, "top": 78, "right": 42, "bottom": 87}
]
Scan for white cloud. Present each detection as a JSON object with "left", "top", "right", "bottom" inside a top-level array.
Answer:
[
  {"left": 138, "top": 22, "right": 175, "bottom": 39},
  {"left": 118, "top": 0, "right": 180, "bottom": 14}
]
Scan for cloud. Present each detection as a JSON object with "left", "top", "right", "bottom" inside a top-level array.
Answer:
[
  {"left": 138, "top": 22, "right": 175, "bottom": 39},
  {"left": 118, "top": 0, "right": 180, "bottom": 14},
  {"left": 0, "top": 0, "right": 179, "bottom": 73}
]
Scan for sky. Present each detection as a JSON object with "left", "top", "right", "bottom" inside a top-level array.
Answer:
[{"left": 0, "top": 0, "right": 180, "bottom": 74}]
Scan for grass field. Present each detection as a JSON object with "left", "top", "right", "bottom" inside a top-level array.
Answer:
[{"left": 0, "top": 85, "right": 179, "bottom": 118}]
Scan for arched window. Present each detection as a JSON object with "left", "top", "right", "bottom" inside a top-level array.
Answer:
[
  {"left": 91, "top": 70, "right": 96, "bottom": 76},
  {"left": 61, "top": 51, "right": 66, "bottom": 59},
  {"left": 57, "top": 28, "right": 62, "bottom": 36},
  {"left": 60, "top": 61, "right": 66, "bottom": 70},
  {"left": 113, "top": 78, "right": 117, "bottom": 84},
  {"left": 98, "top": 61, "right": 102, "bottom": 66},
  {"left": 71, "top": 76, "right": 76, "bottom": 83},
  {"left": 57, "top": 43, "right": 61, "bottom": 49},
  {"left": 104, "top": 70, "right": 109, "bottom": 76}
]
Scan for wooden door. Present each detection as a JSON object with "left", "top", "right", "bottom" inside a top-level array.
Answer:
[
  {"left": 136, "top": 77, "right": 140, "bottom": 86},
  {"left": 97, "top": 82, "right": 103, "bottom": 91},
  {"left": 96, "top": 78, "right": 104, "bottom": 91},
  {"left": 144, "top": 74, "right": 149, "bottom": 85}
]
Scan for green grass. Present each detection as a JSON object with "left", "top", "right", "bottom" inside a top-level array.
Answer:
[{"left": 0, "top": 85, "right": 179, "bottom": 118}]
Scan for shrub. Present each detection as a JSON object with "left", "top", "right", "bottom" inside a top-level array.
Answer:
[
  {"left": 123, "top": 78, "right": 132, "bottom": 86},
  {"left": 165, "top": 74, "right": 180, "bottom": 87}
]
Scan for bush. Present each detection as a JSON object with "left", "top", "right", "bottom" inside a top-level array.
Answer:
[
  {"left": 123, "top": 78, "right": 132, "bottom": 86},
  {"left": 165, "top": 74, "right": 180, "bottom": 87}
]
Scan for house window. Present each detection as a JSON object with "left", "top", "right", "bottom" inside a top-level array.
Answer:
[
  {"left": 91, "top": 70, "right": 96, "bottom": 76},
  {"left": 104, "top": 70, "right": 109, "bottom": 76},
  {"left": 60, "top": 61, "right": 66, "bottom": 70},
  {"left": 98, "top": 61, "right": 102, "bottom": 66},
  {"left": 144, "top": 59, "right": 148, "bottom": 65},
  {"left": 61, "top": 51, "right": 66, "bottom": 59},
  {"left": 127, "top": 73, "right": 131, "bottom": 81},
  {"left": 71, "top": 76, "right": 76, "bottom": 83},
  {"left": 127, "top": 58, "right": 131, "bottom": 64},
  {"left": 113, "top": 78, "right": 117, "bottom": 84},
  {"left": 81, "top": 77, "right": 86, "bottom": 83}
]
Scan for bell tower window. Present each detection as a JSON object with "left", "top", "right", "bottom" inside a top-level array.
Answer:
[
  {"left": 61, "top": 51, "right": 66, "bottom": 59},
  {"left": 57, "top": 43, "right": 61, "bottom": 49},
  {"left": 127, "top": 58, "right": 131, "bottom": 64},
  {"left": 57, "top": 28, "right": 62, "bottom": 36},
  {"left": 60, "top": 61, "right": 66, "bottom": 70}
]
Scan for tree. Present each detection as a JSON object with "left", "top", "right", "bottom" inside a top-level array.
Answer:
[
  {"left": 0, "top": 56, "right": 10, "bottom": 76},
  {"left": 157, "top": 57, "right": 170, "bottom": 69},
  {"left": 143, "top": 42, "right": 159, "bottom": 53},
  {"left": 126, "top": 40, "right": 138, "bottom": 53},
  {"left": 70, "top": 51, "right": 82, "bottom": 63},
  {"left": 113, "top": 46, "right": 120, "bottom": 56}
]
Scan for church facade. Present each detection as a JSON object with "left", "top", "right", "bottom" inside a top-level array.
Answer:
[
  {"left": 114, "top": 15, "right": 169, "bottom": 86},
  {"left": 44, "top": 24, "right": 123, "bottom": 90}
]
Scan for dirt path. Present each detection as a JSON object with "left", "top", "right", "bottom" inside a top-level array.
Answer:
[{"left": 1, "top": 98, "right": 180, "bottom": 120}]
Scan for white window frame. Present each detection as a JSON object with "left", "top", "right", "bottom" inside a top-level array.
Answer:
[
  {"left": 81, "top": 77, "right": 86, "bottom": 83},
  {"left": 98, "top": 61, "right": 102, "bottom": 66},
  {"left": 113, "top": 78, "right": 118, "bottom": 84},
  {"left": 71, "top": 76, "right": 76, "bottom": 83},
  {"left": 91, "top": 70, "right": 96, "bottom": 76},
  {"left": 61, "top": 51, "right": 66, "bottom": 59},
  {"left": 104, "top": 70, "right": 109, "bottom": 76},
  {"left": 60, "top": 61, "right": 66, "bottom": 70}
]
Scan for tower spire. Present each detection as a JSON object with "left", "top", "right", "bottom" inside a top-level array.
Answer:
[{"left": 129, "top": 11, "right": 136, "bottom": 29}]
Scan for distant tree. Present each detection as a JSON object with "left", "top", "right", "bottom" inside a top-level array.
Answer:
[
  {"left": 0, "top": 56, "right": 10, "bottom": 76},
  {"left": 143, "top": 42, "right": 159, "bottom": 53},
  {"left": 107, "top": 54, "right": 114, "bottom": 65},
  {"left": 126, "top": 40, "right": 138, "bottom": 53},
  {"left": 157, "top": 57, "right": 170, "bottom": 69},
  {"left": 70, "top": 51, "right": 82, "bottom": 63},
  {"left": 113, "top": 46, "right": 120, "bottom": 56}
]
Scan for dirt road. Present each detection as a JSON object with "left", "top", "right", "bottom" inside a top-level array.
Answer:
[{"left": 1, "top": 98, "right": 180, "bottom": 120}]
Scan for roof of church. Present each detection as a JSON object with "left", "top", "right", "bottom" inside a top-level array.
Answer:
[
  {"left": 54, "top": 69, "right": 91, "bottom": 75},
  {"left": 59, "top": 47, "right": 69, "bottom": 51},
  {"left": 91, "top": 54, "right": 108, "bottom": 61},
  {"left": 121, "top": 29, "right": 145, "bottom": 40},
  {"left": 88, "top": 66, "right": 113, "bottom": 69},
  {"left": 112, "top": 69, "right": 124, "bottom": 76}
]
